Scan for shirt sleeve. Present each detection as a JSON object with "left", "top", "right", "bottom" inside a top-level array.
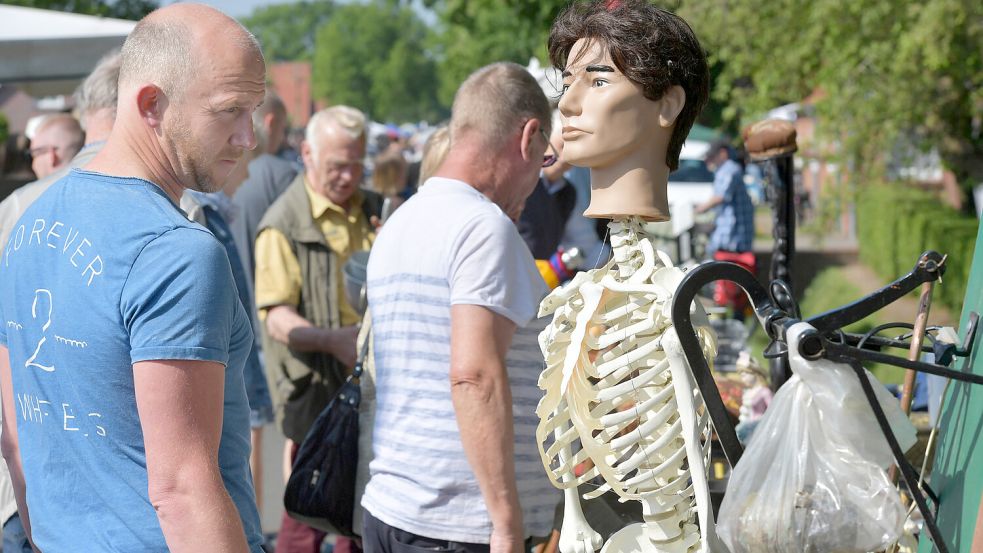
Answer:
[
  {"left": 0, "top": 191, "right": 22, "bottom": 257},
  {"left": 712, "top": 164, "right": 733, "bottom": 202},
  {"left": 448, "top": 212, "right": 547, "bottom": 327},
  {"left": 120, "top": 227, "right": 238, "bottom": 365},
  {"left": 253, "top": 227, "right": 302, "bottom": 319}
]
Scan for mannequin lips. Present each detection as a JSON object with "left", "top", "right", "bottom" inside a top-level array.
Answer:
[{"left": 562, "top": 126, "right": 589, "bottom": 139}]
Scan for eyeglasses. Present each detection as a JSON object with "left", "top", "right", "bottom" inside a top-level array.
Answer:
[
  {"left": 540, "top": 129, "right": 558, "bottom": 168},
  {"left": 324, "top": 159, "right": 364, "bottom": 175},
  {"left": 29, "top": 145, "right": 58, "bottom": 158}
]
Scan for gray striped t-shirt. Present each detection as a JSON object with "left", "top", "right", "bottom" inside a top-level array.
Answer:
[{"left": 361, "top": 178, "right": 558, "bottom": 543}]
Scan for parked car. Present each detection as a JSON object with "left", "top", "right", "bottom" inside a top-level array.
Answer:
[
  {"left": 641, "top": 140, "right": 719, "bottom": 265},
  {"left": 667, "top": 140, "right": 715, "bottom": 218}
]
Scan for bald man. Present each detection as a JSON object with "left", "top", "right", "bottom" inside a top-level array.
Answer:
[
  {"left": 0, "top": 4, "right": 266, "bottom": 552},
  {"left": 28, "top": 114, "right": 84, "bottom": 180}
]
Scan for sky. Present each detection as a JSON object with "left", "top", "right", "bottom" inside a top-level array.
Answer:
[
  {"left": 160, "top": 0, "right": 435, "bottom": 23},
  {"left": 161, "top": 0, "right": 299, "bottom": 18}
]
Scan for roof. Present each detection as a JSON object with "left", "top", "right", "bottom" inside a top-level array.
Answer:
[{"left": 0, "top": 6, "right": 135, "bottom": 94}]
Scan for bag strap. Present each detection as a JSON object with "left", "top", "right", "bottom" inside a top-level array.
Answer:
[{"left": 350, "top": 326, "right": 371, "bottom": 384}]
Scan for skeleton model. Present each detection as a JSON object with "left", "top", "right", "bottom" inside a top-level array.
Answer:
[
  {"left": 536, "top": 1, "right": 719, "bottom": 550},
  {"left": 536, "top": 217, "right": 719, "bottom": 553}
]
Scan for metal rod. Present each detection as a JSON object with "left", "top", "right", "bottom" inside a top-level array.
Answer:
[
  {"left": 767, "top": 157, "right": 797, "bottom": 390},
  {"left": 672, "top": 261, "right": 778, "bottom": 468},
  {"left": 808, "top": 251, "right": 945, "bottom": 334},
  {"left": 842, "top": 358, "right": 950, "bottom": 553},
  {"left": 822, "top": 341, "right": 983, "bottom": 385}
]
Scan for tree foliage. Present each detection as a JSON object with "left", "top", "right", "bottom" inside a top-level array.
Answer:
[
  {"left": 5, "top": 0, "right": 156, "bottom": 20},
  {"left": 240, "top": 1, "right": 335, "bottom": 62},
  {"left": 423, "top": 0, "right": 728, "bottom": 128},
  {"left": 312, "top": 1, "right": 442, "bottom": 123},
  {"left": 679, "top": 0, "right": 983, "bottom": 190},
  {"left": 424, "top": 0, "right": 569, "bottom": 106},
  {"left": 239, "top": 0, "right": 981, "bottom": 194}
]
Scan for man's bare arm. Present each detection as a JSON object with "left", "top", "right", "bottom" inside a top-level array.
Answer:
[
  {"left": 695, "top": 195, "right": 724, "bottom": 214},
  {"left": 264, "top": 305, "right": 357, "bottom": 368},
  {"left": 449, "top": 304, "right": 523, "bottom": 553},
  {"left": 134, "top": 359, "right": 248, "bottom": 553},
  {"left": 0, "top": 345, "right": 37, "bottom": 551}
]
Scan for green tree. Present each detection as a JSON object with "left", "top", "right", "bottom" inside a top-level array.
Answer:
[
  {"left": 5, "top": 0, "right": 156, "bottom": 20},
  {"left": 312, "top": 1, "right": 442, "bottom": 122},
  {"left": 423, "top": 0, "right": 734, "bottom": 131},
  {"left": 425, "top": 0, "right": 569, "bottom": 105},
  {"left": 679, "top": 0, "right": 983, "bottom": 197},
  {"left": 240, "top": 1, "right": 335, "bottom": 62}
]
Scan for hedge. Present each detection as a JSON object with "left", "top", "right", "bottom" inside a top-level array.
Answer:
[{"left": 856, "top": 185, "right": 979, "bottom": 314}]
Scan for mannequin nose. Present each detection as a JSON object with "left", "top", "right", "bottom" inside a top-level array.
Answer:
[{"left": 558, "top": 82, "right": 582, "bottom": 118}]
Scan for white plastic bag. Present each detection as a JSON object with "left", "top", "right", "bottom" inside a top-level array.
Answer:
[{"left": 718, "top": 322, "right": 917, "bottom": 553}]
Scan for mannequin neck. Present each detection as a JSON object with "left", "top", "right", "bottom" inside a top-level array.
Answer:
[{"left": 584, "top": 155, "right": 671, "bottom": 221}]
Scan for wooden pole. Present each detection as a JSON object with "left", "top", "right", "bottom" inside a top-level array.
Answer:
[
  {"left": 889, "top": 280, "right": 935, "bottom": 489},
  {"left": 899, "top": 280, "right": 935, "bottom": 415}
]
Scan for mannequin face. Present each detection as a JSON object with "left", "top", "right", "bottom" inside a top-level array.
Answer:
[{"left": 557, "top": 39, "right": 664, "bottom": 170}]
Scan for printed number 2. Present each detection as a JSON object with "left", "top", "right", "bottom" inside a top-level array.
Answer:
[{"left": 25, "top": 289, "right": 54, "bottom": 372}]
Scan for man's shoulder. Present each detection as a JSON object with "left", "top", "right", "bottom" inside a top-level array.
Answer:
[
  {"left": 419, "top": 178, "right": 505, "bottom": 216},
  {"left": 249, "top": 154, "right": 298, "bottom": 182},
  {"left": 57, "top": 171, "right": 215, "bottom": 248},
  {"left": 721, "top": 159, "right": 744, "bottom": 178},
  {"left": 238, "top": 155, "right": 299, "bottom": 202},
  {"left": 255, "top": 152, "right": 297, "bottom": 171},
  {"left": 256, "top": 174, "right": 308, "bottom": 231},
  {"left": 6, "top": 168, "right": 70, "bottom": 207}
]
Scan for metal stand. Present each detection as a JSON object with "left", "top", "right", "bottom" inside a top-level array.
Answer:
[
  {"left": 670, "top": 250, "right": 981, "bottom": 553},
  {"left": 758, "top": 154, "right": 797, "bottom": 388}
]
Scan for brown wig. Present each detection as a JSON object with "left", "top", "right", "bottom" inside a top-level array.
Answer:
[{"left": 548, "top": 0, "right": 709, "bottom": 170}]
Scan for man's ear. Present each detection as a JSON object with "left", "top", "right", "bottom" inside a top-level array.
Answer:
[
  {"left": 658, "top": 85, "right": 686, "bottom": 128},
  {"left": 519, "top": 118, "right": 540, "bottom": 162},
  {"left": 300, "top": 140, "right": 314, "bottom": 170},
  {"left": 136, "top": 85, "right": 167, "bottom": 129}
]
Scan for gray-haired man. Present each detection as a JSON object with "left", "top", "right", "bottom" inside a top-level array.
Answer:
[
  {"left": 362, "top": 62, "right": 558, "bottom": 553},
  {"left": 255, "top": 105, "right": 382, "bottom": 553}
]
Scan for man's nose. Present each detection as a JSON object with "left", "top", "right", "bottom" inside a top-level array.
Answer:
[
  {"left": 231, "top": 113, "right": 258, "bottom": 151},
  {"left": 338, "top": 165, "right": 358, "bottom": 182}
]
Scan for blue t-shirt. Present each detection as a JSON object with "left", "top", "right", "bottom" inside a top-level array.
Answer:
[{"left": 0, "top": 169, "right": 263, "bottom": 551}]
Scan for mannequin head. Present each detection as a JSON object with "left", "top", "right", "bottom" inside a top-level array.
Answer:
[{"left": 549, "top": 0, "right": 709, "bottom": 220}]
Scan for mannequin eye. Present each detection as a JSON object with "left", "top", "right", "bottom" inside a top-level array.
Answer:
[{"left": 591, "top": 79, "right": 609, "bottom": 88}]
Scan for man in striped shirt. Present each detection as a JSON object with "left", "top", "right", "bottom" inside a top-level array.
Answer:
[{"left": 362, "top": 62, "right": 559, "bottom": 553}]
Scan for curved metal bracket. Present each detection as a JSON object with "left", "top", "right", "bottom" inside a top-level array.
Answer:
[
  {"left": 668, "top": 250, "right": 968, "bottom": 553},
  {"left": 670, "top": 261, "right": 781, "bottom": 467}
]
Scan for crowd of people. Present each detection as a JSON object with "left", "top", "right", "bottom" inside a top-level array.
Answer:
[{"left": 0, "top": 1, "right": 748, "bottom": 552}]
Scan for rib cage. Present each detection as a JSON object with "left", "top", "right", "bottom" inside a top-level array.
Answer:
[{"left": 536, "top": 218, "right": 719, "bottom": 553}]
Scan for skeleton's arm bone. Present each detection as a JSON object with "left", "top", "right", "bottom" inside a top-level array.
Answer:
[{"left": 549, "top": 398, "right": 603, "bottom": 553}]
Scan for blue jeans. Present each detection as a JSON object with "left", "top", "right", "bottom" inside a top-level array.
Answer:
[
  {"left": 4, "top": 512, "right": 33, "bottom": 553},
  {"left": 362, "top": 510, "right": 488, "bottom": 553}
]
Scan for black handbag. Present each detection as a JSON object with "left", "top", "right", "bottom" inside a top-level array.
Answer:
[{"left": 283, "top": 331, "right": 370, "bottom": 537}]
